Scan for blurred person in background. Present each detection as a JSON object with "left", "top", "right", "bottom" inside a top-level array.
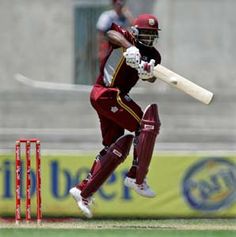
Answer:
[
  {"left": 96, "top": 0, "right": 134, "bottom": 65},
  {"left": 70, "top": 13, "right": 161, "bottom": 218}
]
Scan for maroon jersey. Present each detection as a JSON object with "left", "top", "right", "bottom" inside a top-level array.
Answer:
[{"left": 95, "top": 23, "right": 161, "bottom": 94}]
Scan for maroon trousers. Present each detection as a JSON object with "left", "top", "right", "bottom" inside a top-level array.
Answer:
[{"left": 90, "top": 84, "right": 143, "bottom": 146}]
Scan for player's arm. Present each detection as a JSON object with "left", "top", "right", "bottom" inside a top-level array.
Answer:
[
  {"left": 106, "top": 23, "right": 141, "bottom": 69},
  {"left": 106, "top": 30, "right": 132, "bottom": 49},
  {"left": 107, "top": 30, "right": 141, "bottom": 69}
]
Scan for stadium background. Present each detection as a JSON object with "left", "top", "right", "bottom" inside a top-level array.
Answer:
[{"left": 0, "top": 0, "right": 235, "bottom": 218}]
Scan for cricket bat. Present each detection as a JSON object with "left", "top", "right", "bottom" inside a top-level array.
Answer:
[{"left": 153, "top": 64, "right": 214, "bottom": 105}]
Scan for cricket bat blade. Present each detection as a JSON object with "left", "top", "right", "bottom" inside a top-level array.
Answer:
[{"left": 153, "top": 64, "right": 214, "bottom": 105}]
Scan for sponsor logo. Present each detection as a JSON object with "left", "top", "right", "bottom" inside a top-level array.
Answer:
[
  {"left": 111, "top": 106, "right": 118, "bottom": 113},
  {"left": 141, "top": 56, "right": 148, "bottom": 61},
  {"left": 113, "top": 149, "right": 122, "bottom": 157},
  {"left": 124, "top": 95, "right": 131, "bottom": 102},
  {"left": 182, "top": 158, "right": 236, "bottom": 211},
  {"left": 144, "top": 124, "right": 154, "bottom": 130},
  {"left": 0, "top": 160, "right": 132, "bottom": 201}
]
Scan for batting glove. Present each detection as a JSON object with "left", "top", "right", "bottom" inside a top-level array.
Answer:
[
  {"left": 138, "top": 59, "right": 155, "bottom": 80},
  {"left": 123, "top": 46, "right": 141, "bottom": 69}
]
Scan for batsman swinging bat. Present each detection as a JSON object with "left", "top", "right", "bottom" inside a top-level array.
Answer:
[{"left": 153, "top": 64, "right": 214, "bottom": 105}]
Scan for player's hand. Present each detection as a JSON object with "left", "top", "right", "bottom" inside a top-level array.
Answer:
[
  {"left": 138, "top": 59, "right": 155, "bottom": 80},
  {"left": 123, "top": 46, "right": 141, "bottom": 69}
]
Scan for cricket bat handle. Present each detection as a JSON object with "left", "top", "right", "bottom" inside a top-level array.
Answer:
[{"left": 153, "top": 64, "right": 214, "bottom": 105}]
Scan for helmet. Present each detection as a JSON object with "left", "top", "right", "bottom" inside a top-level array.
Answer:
[{"left": 131, "top": 14, "right": 160, "bottom": 47}]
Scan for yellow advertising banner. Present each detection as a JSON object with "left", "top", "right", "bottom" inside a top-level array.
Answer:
[{"left": 0, "top": 153, "right": 236, "bottom": 217}]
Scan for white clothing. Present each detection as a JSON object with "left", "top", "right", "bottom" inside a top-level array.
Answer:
[{"left": 96, "top": 9, "right": 129, "bottom": 32}]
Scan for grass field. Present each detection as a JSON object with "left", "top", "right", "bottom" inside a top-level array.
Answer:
[{"left": 1, "top": 218, "right": 236, "bottom": 237}]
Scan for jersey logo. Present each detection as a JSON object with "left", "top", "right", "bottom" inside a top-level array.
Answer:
[{"left": 149, "top": 18, "right": 155, "bottom": 26}]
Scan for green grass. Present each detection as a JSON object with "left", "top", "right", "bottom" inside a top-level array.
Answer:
[
  {"left": 1, "top": 219, "right": 236, "bottom": 237},
  {"left": 1, "top": 229, "right": 236, "bottom": 237}
]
